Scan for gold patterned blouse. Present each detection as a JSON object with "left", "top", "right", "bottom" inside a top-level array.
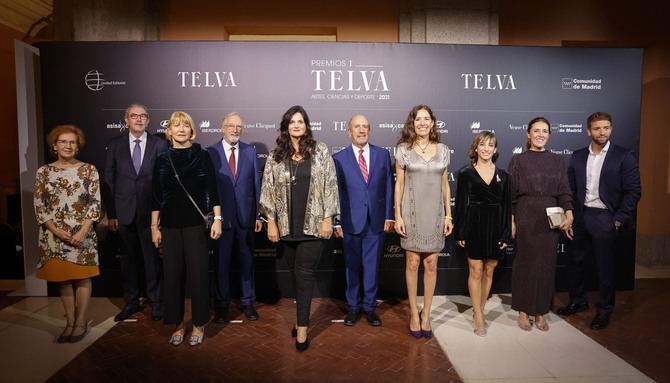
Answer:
[
  {"left": 33, "top": 163, "right": 101, "bottom": 267},
  {"left": 260, "top": 141, "right": 339, "bottom": 238}
]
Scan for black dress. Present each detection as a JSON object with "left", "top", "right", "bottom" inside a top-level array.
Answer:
[
  {"left": 508, "top": 150, "right": 573, "bottom": 315},
  {"left": 454, "top": 165, "right": 511, "bottom": 260}
]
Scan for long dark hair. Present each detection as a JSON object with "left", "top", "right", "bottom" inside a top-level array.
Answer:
[
  {"left": 397, "top": 104, "right": 440, "bottom": 148},
  {"left": 526, "top": 116, "right": 551, "bottom": 150},
  {"left": 273, "top": 105, "right": 316, "bottom": 163}
]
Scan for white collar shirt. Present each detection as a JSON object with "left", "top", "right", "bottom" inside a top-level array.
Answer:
[
  {"left": 584, "top": 140, "right": 610, "bottom": 209},
  {"left": 222, "top": 139, "right": 239, "bottom": 173},
  {"left": 352, "top": 143, "right": 370, "bottom": 173},
  {"left": 128, "top": 131, "right": 148, "bottom": 164}
]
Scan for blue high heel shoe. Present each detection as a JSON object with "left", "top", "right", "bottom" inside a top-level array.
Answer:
[{"left": 420, "top": 311, "right": 433, "bottom": 339}]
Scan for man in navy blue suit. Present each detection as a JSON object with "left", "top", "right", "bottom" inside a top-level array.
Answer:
[
  {"left": 334, "top": 114, "right": 394, "bottom": 326},
  {"left": 208, "top": 112, "right": 262, "bottom": 323},
  {"left": 104, "top": 103, "right": 168, "bottom": 321},
  {"left": 558, "top": 112, "right": 641, "bottom": 330}
]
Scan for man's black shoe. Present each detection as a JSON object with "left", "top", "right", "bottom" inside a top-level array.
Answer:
[
  {"left": 344, "top": 310, "right": 360, "bottom": 326},
  {"left": 365, "top": 310, "right": 382, "bottom": 326},
  {"left": 214, "top": 306, "right": 229, "bottom": 323},
  {"left": 590, "top": 315, "right": 610, "bottom": 330},
  {"left": 151, "top": 304, "right": 163, "bottom": 321},
  {"left": 556, "top": 302, "right": 589, "bottom": 316},
  {"left": 242, "top": 305, "right": 259, "bottom": 321},
  {"left": 114, "top": 305, "right": 139, "bottom": 322}
]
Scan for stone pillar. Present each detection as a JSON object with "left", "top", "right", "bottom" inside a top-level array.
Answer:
[
  {"left": 400, "top": 0, "right": 498, "bottom": 44},
  {"left": 53, "top": 0, "right": 159, "bottom": 41}
]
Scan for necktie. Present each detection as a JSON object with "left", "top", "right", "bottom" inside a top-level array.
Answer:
[
  {"left": 358, "top": 148, "right": 368, "bottom": 183},
  {"left": 229, "top": 146, "right": 237, "bottom": 181},
  {"left": 132, "top": 139, "right": 142, "bottom": 174}
]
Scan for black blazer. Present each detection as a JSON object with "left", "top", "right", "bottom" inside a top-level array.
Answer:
[
  {"left": 103, "top": 132, "right": 168, "bottom": 226},
  {"left": 567, "top": 143, "right": 641, "bottom": 226}
]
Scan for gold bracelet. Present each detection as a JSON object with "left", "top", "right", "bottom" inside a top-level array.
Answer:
[{"left": 445, "top": 216, "right": 453, "bottom": 221}]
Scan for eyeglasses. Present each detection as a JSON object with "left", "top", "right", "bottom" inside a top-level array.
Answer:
[
  {"left": 223, "top": 124, "right": 243, "bottom": 130},
  {"left": 56, "top": 140, "right": 77, "bottom": 146},
  {"left": 129, "top": 113, "right": 149, "bottom": 120}
]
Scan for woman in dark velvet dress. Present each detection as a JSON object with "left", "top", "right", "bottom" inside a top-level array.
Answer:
[
  {"left": 151, "top": 111, "right": 222, "bottom": 347},
  {"left": 455, "top": 131, "right": 511, "bottom": 337},
  {"left": 508, "top": 117, "right": 573, "bottom": 332}
]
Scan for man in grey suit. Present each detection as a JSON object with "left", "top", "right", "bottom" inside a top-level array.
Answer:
[{"left": 104, "top": 104, "right": 168, "bottom": 321}]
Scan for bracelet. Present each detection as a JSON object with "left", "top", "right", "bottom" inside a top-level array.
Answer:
[
  {"left": 150, "top": 224, "right": 158, "bottom": 227},
  {"left": 445, "top": 216, "right": 453, "bottom": 221},
  {"left": 214, "top": 216, "right": 223, "bottom": 221}
]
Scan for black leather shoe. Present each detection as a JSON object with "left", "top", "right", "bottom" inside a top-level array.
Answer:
[
  {"left": 590, "top": 315, "right": 610, "bottom": 330},
  {"left": 214, "top": 306, "right": 229, "bottom": 324},
  {"left": 365, "top": 310, "right": 382, "bottom": 326},
  {"left": 114, "top": 305, "right": 139, "bottom": 322},
  {"left": 151, "top": 304, "right": 163, "bottom": 321},
  {"left": 242, "top": 305, "right": 259, "bottom": 321},
  {"left": 344, "top": 310, "right": 360, "bottom": 326},
  {"left": 295, "top": 338, "right": 310, "bottom": 352},
  {"left": 556, "top": 302, "right": 589, "bottom": 316}
]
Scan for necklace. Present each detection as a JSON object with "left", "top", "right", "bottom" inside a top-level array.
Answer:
[
  {"left": 416, "top": 141, "right": 430, "bottom": 153},
  {"left": 290, "top": 158, "right": 302, "bottom": 185}
]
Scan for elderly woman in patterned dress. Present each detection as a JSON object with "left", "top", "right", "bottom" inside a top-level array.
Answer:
[{"left": 34, "top": 124, "right": 101, "bottom": 343}]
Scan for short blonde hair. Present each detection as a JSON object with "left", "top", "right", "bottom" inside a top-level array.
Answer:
[{"left": 165, "top": 111, "right": 196, "bottom": 144}]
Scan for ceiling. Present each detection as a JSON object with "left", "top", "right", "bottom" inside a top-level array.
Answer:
[{"left": 0, "top": 0, "right": 52, "bottom": 37}]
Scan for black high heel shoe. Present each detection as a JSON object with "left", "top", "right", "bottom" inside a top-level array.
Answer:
[
  {"left": 69, "top": 322, "right": 89, "bottom": 343},
  {"left": 57, "top": 324, "right": 73, "bottom": 343},
  {"left": 295, "top": 337, "right": 309, "bottom": 352}
]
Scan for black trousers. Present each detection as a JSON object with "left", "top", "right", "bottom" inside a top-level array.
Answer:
[
  {"left": 118, "top": 218, "right": 162, "bottom": 307},
  {"left": 567, "top": 207, "right": 617, "bottom": 317},
  {"left": 282, "top": 239, "right": 324, "bottom": 326},
  {"left": 162, "top": 225, "right": 210, "bottom": 327}
]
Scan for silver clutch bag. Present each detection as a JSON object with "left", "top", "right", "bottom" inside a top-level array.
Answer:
[{"left": 546, "top": 207, "right": 566, "bottom": 229}]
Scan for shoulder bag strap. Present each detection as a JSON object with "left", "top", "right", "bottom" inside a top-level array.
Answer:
[{"left": 167, "top": 152, "right": 208, "bottom": 222}]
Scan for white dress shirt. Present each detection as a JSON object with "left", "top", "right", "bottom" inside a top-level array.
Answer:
[
  {"left": 128, "top": 131, "right": 148, "bottom": 164},
  {"left": 584, "top": 140, "right": 610, "bottom": 209},
  {"left": 222, "top": 139, "right": 239, "bottom": 174},
  {"left": 352, "top": 143, "right": 370, "bottom": 174}
]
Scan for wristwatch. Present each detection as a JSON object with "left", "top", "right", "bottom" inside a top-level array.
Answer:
[{"left": 214, "top": 216, "right": 223, "bottom": 221}]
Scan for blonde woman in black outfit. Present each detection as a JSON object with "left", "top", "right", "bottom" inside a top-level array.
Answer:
[{"left": 151, "top": 111, "right": 222, "bottom": 346}]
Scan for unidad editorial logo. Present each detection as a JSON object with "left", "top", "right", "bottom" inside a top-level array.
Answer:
[{"left": 84, "top": 69, "right": 126, "bottom": 91}]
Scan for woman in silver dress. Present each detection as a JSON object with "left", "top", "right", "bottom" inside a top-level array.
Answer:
[{"left": 394, "top": 105, "right": 452, "bottom": 339}]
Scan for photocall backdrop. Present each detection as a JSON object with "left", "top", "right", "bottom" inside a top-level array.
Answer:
[{"left": 36, "top": 41, "right": 643, "bottom": 298}]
